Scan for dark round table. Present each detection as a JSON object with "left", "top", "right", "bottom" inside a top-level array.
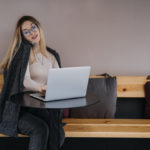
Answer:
[{"left": 20, "top": 92, "right": 99, "bottom": 109}]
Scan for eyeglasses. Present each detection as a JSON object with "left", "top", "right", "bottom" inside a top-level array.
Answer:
[{"left": 22, "top": 24, "right": 38, "bottom": 37}]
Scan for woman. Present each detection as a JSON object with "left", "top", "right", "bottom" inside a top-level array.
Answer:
[{"left": 0, "top": 16, "right": 65, "bottom": 150}]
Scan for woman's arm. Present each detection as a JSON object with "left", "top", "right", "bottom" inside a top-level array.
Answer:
[{"left": 23, "top": 62, "right": 44, "bottom": 92}]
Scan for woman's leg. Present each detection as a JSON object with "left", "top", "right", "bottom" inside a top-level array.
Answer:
[
  {"left": 25, "top": 108, "right": 65, "bottom": 150},
  {"left": 17, "top": 111, "right": 49, "bottom": 150}
]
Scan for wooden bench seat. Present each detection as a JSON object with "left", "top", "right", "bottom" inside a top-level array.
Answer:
[
  {"left": 0, "top": 74, "right": 149, "bottom": 138},
  {"left": 63, "top": 118, "right": 150, "bottom": 138},
  {"left": 1, "top": 118, "right": 150, "bottom": 138}
]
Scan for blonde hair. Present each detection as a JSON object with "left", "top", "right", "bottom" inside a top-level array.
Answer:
[{"left": 0, "top": 16, "right": 48, "bottom": 70}]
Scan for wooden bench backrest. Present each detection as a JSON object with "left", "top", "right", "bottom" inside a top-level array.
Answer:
[{"left": 0, "top": 74, "right": 148, "bottom": 98}]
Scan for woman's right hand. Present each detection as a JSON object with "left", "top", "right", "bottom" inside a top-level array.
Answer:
[{"left": 38, "top": 85, "right": 47, "bottom": 93}]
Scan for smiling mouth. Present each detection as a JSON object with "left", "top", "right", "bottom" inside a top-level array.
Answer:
[{"left": 32, "top": 34, "right": 38, "bottom": 40}]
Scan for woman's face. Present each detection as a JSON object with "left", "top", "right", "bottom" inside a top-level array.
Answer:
[{"left": 21, "top": 21, "right": 40, "bottom": 44}]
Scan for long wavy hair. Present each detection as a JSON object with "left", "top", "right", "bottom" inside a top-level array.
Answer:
[{"left": 0, "top": 16, "right": 49, "bottom": 70}]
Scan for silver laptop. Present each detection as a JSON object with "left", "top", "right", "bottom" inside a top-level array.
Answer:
[{"left": 30, "top": 66, "right": 91, "bottom": 101}]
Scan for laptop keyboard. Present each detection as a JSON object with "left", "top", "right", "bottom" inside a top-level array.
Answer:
[
  {"left": 37, "top": 93, "right": 45, "bottom": 99},
  {"left": 41, "top": 95, "right": 45, "bottom": 98}
]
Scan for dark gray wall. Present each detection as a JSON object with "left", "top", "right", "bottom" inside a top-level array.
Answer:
[{"left": 0, "top": 0, "right": 150, "bottom": 75}]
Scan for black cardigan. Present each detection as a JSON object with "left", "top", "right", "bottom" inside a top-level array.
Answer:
[{"left": 0, "top": 39, "right": 64, "bottom": 148}]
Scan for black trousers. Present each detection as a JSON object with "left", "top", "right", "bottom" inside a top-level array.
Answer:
[{"left": 17, "top": 107, "right": 65, "bottom": 150}]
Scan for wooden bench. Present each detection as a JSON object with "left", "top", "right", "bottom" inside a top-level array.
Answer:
[{"left": 0, "top": 75, "right": 149, "bottom": 138}]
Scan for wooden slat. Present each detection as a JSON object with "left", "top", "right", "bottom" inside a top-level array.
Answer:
[
  {"left": 117, "top": 76, "right": 148, "bottom": 98},
  {"left": 63, "top": 118, "right": 150, "bottom": 125},
  {"left": 0, "top": 134, "right": 28, "bottom": 137},
  {"left": 64, "top": 126, "right": 150, "bottom": 138},
  {"left": 63, "top": 119, "right": 150, "bottom": 138}
]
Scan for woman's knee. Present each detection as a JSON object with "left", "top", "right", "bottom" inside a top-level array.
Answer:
[{"left": 18, "top": 112, "right": 49, "bottom": 137}]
